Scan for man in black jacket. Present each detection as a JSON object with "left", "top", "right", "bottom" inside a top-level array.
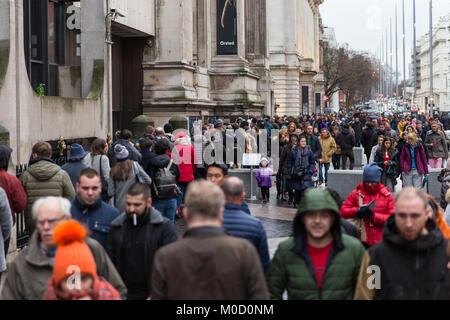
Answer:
[
  {"left": 335, "top": 123, "right": 355, "bottom": 170},
  {"left": 351, "top": 116, "right": 363, "bottom": 147},
  {"left": 361, "top": 122, "right": 375, "bottom": 164},
  {"left": 106, "top": 182, "right": 178, "bottom": 300},
  {"left": 355, "top": 187, "right": 450, "bottom": 300}
]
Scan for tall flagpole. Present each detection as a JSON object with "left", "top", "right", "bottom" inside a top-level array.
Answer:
[
  {"left": 413, "top": 0, "right": 417, "bottom": 105},
  {"left": 395, "top": 2, "right": 399, "bottom": 109},
  {"left": 429, "top": 0, "right": 433, "bottom": 116},
  {"left": 402, "top": 0, "right": 406, "bottom": 102},
  {"left": 390, "top": 18, "right": 393, "bottom": 99},
  {"left": 386, "top": 28, "right": 388, "bottom": 98}
]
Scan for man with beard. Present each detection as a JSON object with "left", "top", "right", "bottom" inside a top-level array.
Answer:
[
  {"left": 266, "top": 188, "right": 365, "bottom": 299},
  {"left": 106, "top": 183, "right": 178, "bottom": 300},
  {"left": 355, "top": 187, "right": 450, "bottom": 300}
]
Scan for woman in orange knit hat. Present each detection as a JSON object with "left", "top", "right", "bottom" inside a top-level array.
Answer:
[{"left": 43, "top": 220, "right": 121, "bottom": 300}]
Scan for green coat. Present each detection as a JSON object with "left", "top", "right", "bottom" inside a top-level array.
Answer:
[
  {"left": 20, "top": 159, "right": 75, "bottom": 234},
  {"left": 266, "top": 234, "right": 365, "bottom": 300}
]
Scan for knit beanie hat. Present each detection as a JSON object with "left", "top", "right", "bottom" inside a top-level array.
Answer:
[
  {"left": 114, "top": 144, "right": 129, "bottom": 161},
  {"left": 52, "top": 220, "right": 97, "bottom": 286},
  {"left": 363, "top": 163, "right": 382, "bottom": 182}
]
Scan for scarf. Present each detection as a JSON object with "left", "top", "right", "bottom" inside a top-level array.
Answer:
[{"left": 44, "top": 277, "right": 121, "bottom": 300}]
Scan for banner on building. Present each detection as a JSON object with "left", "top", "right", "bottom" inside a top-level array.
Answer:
[{"left": 217, "top": 0, "right": 238, "bottom": 55}]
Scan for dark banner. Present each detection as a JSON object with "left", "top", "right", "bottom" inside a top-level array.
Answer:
[
  {"left": 302, "top": 86, "right": 309, "bottom": 115},
  {"left": 217, "top": 0, "right": 237, "bottom": 55}
]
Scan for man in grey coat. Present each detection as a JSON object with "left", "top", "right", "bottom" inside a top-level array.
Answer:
[
  {"left": 425, "top": 121, "right": 448, "bottom": 169},
  {"left": 0, "top": 187, "right": 12, "bottom": 281},
  {"left": 0, "top": 196, "right": 126, "bottom": 300}
]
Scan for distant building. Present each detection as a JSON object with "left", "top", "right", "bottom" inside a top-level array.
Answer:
[{"left": 415, "top": 14, "right": 449, "bottom": 112}]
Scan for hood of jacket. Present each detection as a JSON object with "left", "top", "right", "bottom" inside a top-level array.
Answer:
[
  {"left": 292, "top": 189, "right": 343, "bottom": 256},
  {"left": 174, "top": 132, "right": 191, "bottom": 146},
  {"left": 382, "top": 215, "right": 444, "bottom": 252},
  {"left": 341, "top": 127, "right": 350, "bottom": 135},
  {"left": 27, "top": 158, "right": 61, "bottom": 181},
  {"left": 259, "top": 157, "right": 270, "bottom": 167},
  {"left": 149, "top": 154, "right": 172, "bottom": 169}
]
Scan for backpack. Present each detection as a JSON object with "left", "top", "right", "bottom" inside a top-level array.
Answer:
[{"left": 153, "top": 160, "right": 179, "bottom": 199}]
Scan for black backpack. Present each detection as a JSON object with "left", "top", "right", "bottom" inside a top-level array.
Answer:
[{"left": 153, "top": 160, "right": 179, "bottom": 199}]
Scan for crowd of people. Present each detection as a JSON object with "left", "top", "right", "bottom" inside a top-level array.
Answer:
[{"left": 0, "top": 109, "right": 449, "bottom": 300}]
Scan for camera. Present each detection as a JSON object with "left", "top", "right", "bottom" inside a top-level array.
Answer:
[{"left": 110, "top": 7, "right": 127, "bottom": 18}]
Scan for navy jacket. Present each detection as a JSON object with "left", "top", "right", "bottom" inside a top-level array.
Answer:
[
  {"left": 287, "top": 146, "right": 315, "bottom": 191},
  {"left": 241, "top": 200, "right": 251, "bottom": 215},
  {"left": 139, "top": 149, "right": 156, "bottom": 177},
  {"left": 61, "top": 161, "right": 87, "bottom": 190},
  {"left": 300, "top": 134, "right": 322, "bottom": 160},
  {"left": 222, "top": 203, "right": 270, "bottom": 272},
  {"left": 71, "top": 197, "right": 120, "bottom": 248}
]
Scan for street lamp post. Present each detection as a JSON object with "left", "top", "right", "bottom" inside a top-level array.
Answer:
[{"left": 429, "top": 0, "right": 433, "bottom": 116}]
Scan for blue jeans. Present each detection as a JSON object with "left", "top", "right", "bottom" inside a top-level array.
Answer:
[
  {"left": 176, "top": 181, "right": 190, "bottom": 207},
  {"left": 153, "top": 198, "right": 177, "bottom": 223},
  {"left": 319, "top": 163, "right": 330, "bottom": 183}
]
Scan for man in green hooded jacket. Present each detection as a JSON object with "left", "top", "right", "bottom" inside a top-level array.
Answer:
[{"left": 266, "top": 188, "right": 365, "bottom": 300}]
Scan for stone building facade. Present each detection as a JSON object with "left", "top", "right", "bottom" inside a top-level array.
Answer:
[
  {"left": 268, "top": 0, "right": 325, "bottom": 116},
  {"left": 416, "top": 14, "right": 449, "bottom": 112},
  {"left": 143, "top": 0, "right": 275, "bottom": 126},
  {"left": 0, "top": 0, "right": 155, "bottom": 165},
  {"left": 0, "top": 0, "right": 326, "bottom": 164}
]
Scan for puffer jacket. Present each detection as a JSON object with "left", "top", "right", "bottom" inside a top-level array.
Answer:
[
  {"left": 319, "top": 133, "right": 336, "bottom": 163},
  {"left": 335, "top": 127, "right": 355, "bottom": 152},
  {"left": 287, "top": 146, "right": 315, "bottom": 191},
  {"left": 222, "top": 203, "right": 270, "bottom": 272},
  {"left": 425, "top": 130, "right": 448, "bottom": 159},
  {"left": 20, "top": 158, "right": 75, "bottom": 234},
  {"left": 341, "top": 182, "right": 395, "bottom": 246},
  {"left": 266, "top": 189, "right": 365, "bottom": 300},
  {"left": 256, "top": 158, "right": 274, "bottom": 188}
]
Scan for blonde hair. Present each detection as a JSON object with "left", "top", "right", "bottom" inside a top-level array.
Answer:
[{"left": 407, "top": 133, "right": 418, "bottom": 146}]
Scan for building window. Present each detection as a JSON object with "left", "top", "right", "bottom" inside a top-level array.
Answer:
[{"left": 23, "top": 0, "right": 80, "bottom": 96}]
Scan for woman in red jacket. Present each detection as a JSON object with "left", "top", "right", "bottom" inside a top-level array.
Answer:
[
  {"left": 173, "top": 132, "right": 198, "bottom": 213},
  {"left": 341, "top": 163, "right": 395, "bottom": 247}
]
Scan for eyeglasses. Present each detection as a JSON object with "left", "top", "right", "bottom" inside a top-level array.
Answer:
[{"left": 37, "top": 216, "right": 65, "bottom": 227}]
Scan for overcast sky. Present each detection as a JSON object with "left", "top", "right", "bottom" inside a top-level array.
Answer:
[{"left": 320, "top": 0, "right": 450, "bottom": 80}]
